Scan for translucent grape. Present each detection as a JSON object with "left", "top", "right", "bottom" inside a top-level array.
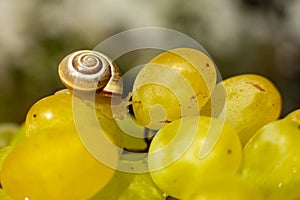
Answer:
[
  {"left": 241, "top": 117, "right": 300, "bottom": 195},
  {"left": 0, "top": 189, "right": 13, "bottom": 200},
  {"left": 0, "top": 126, "right": 118, "bottom": 200},
  {"left": 182, "top": 176, "right": 265, "bottom": 200},
  {"left": 285, "top": 109, "right": 300, "bottom": 124},
  {"left": 2, "top": 92, "right": 123, "bottom": 199},
  {"left": 202, "top": 74, "right": 282, "bottom": 146},
  {"left": 148, "top": 116, "right": 242, "bottom": 199},
  {"left": 92, "top": 171, "right": 165, "bottom": 200},
  {"left": 25, "top": 93, "right": 123, "bottom": 146},
  {"left": 267, "top": 180, "right": 300, "bottom": 200},
  {"left": 25, "top": 93, "right": 78, "bottom": 137},
  {"left": 132, "top": 48, "right": 217, "bottom": 130}
]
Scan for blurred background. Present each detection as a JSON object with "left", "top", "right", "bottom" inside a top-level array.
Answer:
[{"left": 0, "top": 0, "right": 299, "bottom": 124}]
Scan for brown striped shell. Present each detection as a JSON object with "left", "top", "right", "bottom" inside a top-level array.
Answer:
[{"left": 58, "top": 50, "right": 122, "bottom": 96}]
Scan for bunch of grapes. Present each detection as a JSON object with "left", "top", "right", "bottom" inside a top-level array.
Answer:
[{"left": 0, "top": 47, "right": 299, "bottom": 200}]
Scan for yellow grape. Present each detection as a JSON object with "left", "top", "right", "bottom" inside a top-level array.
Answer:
[
  {"left": 132, "top": 48, "right": 217, "bottom": 130},
  {"left": 0, "top": 189, "right": 13, "bottom": 200},
  {"left": 240, "top": 116, "right": 300, "bottom": 195},
  {"left": 25, "top": 93, "right": 75, "bottom": 136},
  {"left": 182, "top": 175, "right": 265, "bottom": 200},
  {"left": 202, "top": 74, "right": 282, "bottom": 146},
  {"left": 0, "top": 146, "right": 12, "bottom": 172},
  {"left": 148, "top": 116, "right": 242, "bottom": 199},
  {"left": 267, "top": 180, "right": 300, "bottom": 200},
  {"left": 0, "top": 125, "right": 118, "bottom": 200},
  {"left": 94, "top": 94, "right": 147, "bottom": 151},
  {"left": 285, "top": 109, "right": 300, "bottom": 124},
  {"left": 25, "top": 92, "right": 122, "bottom": 146},
  {"left": 92, "top": 171, "right": 165, "bottom": 200}
]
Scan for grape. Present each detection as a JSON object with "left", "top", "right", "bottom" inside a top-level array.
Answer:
[
  {"left": 25, "top": 92, "right": 123, "bottom": 147},
  {"left": 267, "top": 180, "right": 300, "bottom": 200},
  {"left": 25, "top": 93, "right": 78, "bottom": 137},
  {"left": 116, "top": 173, "right": 165, "bottom": 200},
  {"left": 148, "top": 116, "right": 242, "bottom": 199},
  {"left": 285, "top": 109, "right": 300, "bottom": 124},
  {"left": 1, "top": 92, "right": 123, "bottom": 199},
  {"left": 182, "top": 176, "right": 265, "bottom": 200},
  {"left": 94, "top": 94, "right": 147, "bottom": 151},
  {"left": 202, "top": 74, "right": 282, "bottom": 146},
  {"left": 0, "top": 189, "right": 13, "bottom": 200},
  {"left": 0, "top": 146, "right": 12, "bottom": 172},
  {"left": 240, "top": 117, "right": 300, "bottom": 195},
  {"left": 92, "top": 171, "right": 166, "bottom": 200},
  {"left": 0, "top": 125, "right": 119, "bottom": 200},
  {"left": 132, "top": 48, "right": 217, "bottom": 130},
  {"left": 90, "top": 170, "right": 134, "bottom": 200}
]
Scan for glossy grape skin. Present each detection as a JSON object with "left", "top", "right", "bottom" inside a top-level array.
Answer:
[
  {"left": 148, "top": 116, "right": 242, "bottom": 199},
  {"left": 116, "top": 173, "right": 165, "bottom": 200},
  {"left": 92, "top": 171, "right": 165, "bottom": 200},
  {"left": 285, "top": 109, "right": 300, "bottom": 123},
  {"left": 182, "top": 176, "right": 265, "bottom": 200},
  {"left": 94, "top": 94, "right": 147, "bottom": 151},
  {"left": 0, "top": 146, "right": 12, "bottom": 173},
  {"left": 267, "top": 180, "right": 300, "bottom": 200},
  {"left": 132, "top": 48, "right": 217, "bottom": 130},
  {"left": 0, "top": 126, "right": 118, "bottom": 200},
  {"left": 0, "top": 189, "right": 13, "bottom": 200},
  {"left": 25, "top": 93, "right": 78, "bottom": 137},
  {"left": 25, "top": 93, "right": 122, "bottom": 146},
  {"left": 91, "top": 170, "right": 134, "bottom": 200},
  {"left": 202, "top": 74, "right": 282, "bottom": 146},
  {"left": 1, "top": 92, "right": 124, "bottom": 199},
  {"left": 240, "top": 117, "right": 300, "bottom": 195}
]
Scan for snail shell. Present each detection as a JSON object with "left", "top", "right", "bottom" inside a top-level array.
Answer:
[{"left": 58, "top": 50, "right": 122, "bottom": 96}]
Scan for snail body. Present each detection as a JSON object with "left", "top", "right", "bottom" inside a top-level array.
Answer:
[{"left": 58, "top": 50, "right": 122, "bottom": 96}]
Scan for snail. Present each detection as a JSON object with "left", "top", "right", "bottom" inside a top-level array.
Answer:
[{"left": 58, "top": 50, "right": 122, "bottom": 96}]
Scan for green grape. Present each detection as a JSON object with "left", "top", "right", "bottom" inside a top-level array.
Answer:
[
  {"left": 25, "top": 92, "right": 123, "bottom": 146},
  {"left": 202, "top": 74, "right": 282, "bottom": 146},
  {"left": 0, "top": 123, "right": 19, "bottom": 148},
  {"left": 92, "top": 171, "right": 166, "bottom": 200},
  {"left": 91, "top": 170, "right": 134, "bottom": 200},
  {"left": 267, "top": 180, "right": 300, "bottom": 200},
  {"left": 94, "top": 94, "right": 146, "bottom": 151},
  {"left": 0, "top": 146, "right": 12, "bottom": 172},
  {"left": 240, "top": 117, "right": 300, "bottom": 195},
  {"left": 132, "top": 48, "right": 217, "bottom": 130},
  {"left": 0, "top": 125, "right": 119, "bottom": 200},
  {"left": 117, "top": 173, "right": 166, "bottom": 200},
  {"left": 285, "top": 109, "right": 300, "bottom": 124},
  {"left": 182, "top": 175, "right": 265, "bottom": 200},
  {"left": 148, "top": 116, "right": 242, "bottom": 199},
  {"left": 0, "top": 189, "right": 13, "bottom": 200},
  {"left": 25, "top": 93, "right": 78, "bottom": 137}
]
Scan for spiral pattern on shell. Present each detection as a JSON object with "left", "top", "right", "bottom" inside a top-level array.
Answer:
[{"left": 58, "top": 50, "right": 122, "bottom": 95}]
